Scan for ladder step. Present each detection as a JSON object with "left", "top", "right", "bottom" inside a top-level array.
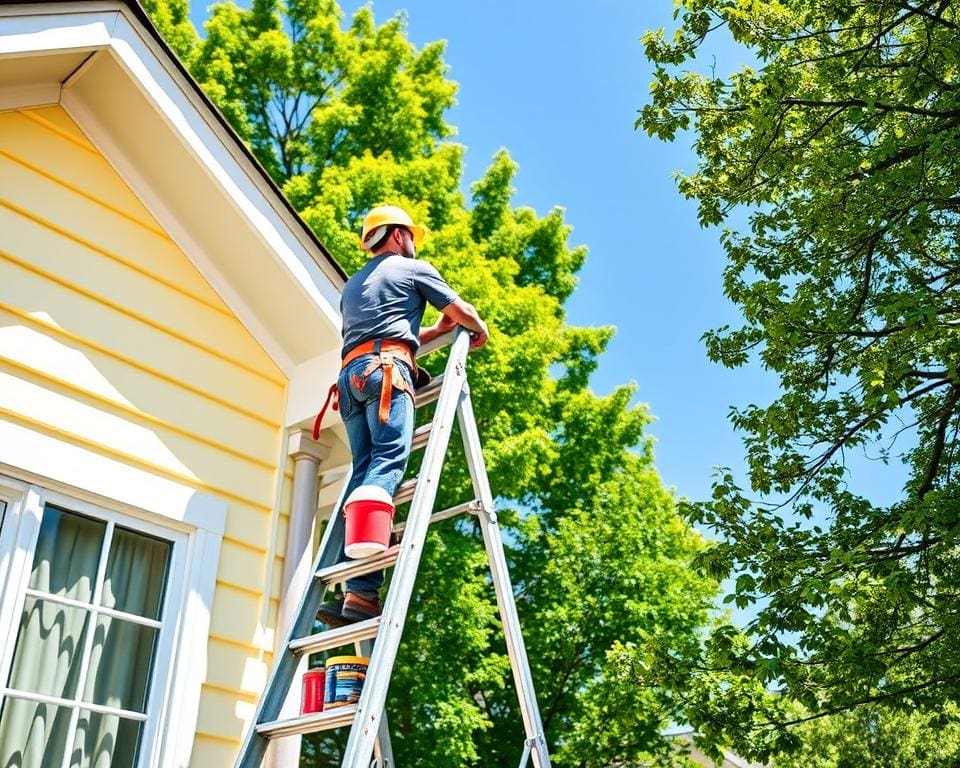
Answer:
[
  {"left": 393, "top": 478, "right": 418, "bottom": 505},
  {"left": 393, "top": 499, "right": 481, "bottom": 535},
  {"left": 317, "top": 545, "right": 400, "bottom": 584},
  {"left": 414, "top": 375, "right": 445, "bottom": 407},
  {"left": 410, "top": 423, "right": 432, "bottom": 451},
  {"left": 289, "top": 616, "right": 381, "bottom": 655},
  {"left": 256, "top": 705, "right": 357, "bottom": 739}
]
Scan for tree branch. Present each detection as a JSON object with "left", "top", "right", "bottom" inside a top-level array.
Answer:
[
  {"left": 917, "top": 384, "right": 960, "bottom": 499},
  {"left": 894, "top": 0, "right": 960, "bottom": 30},
  {"left": 806, "top": 379, "right": 952, "bottom": 475},
  {"left": 780, "top": 97, "right": 960, "bottom": 119},
  {"left": 766, "top": 672, "right": 960, "bottom": 729}
]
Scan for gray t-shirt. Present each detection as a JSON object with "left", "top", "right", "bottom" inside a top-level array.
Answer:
[{"left": 340, "top": 253, "right": 459, "bottom": 357}]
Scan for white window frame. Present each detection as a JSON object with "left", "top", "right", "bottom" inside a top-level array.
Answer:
[
  {"left": 0, "top": 472, "right": 225, "bottom": 768},
  {"left": 0, "top": 478, "right": 35, "bottom": 659},
  {"left": 0, "top": 481, "right": 185, "bottom": 767}
]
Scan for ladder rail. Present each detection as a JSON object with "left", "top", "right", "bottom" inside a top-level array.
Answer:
[
  {"left": 417, "top": 328, "right": 456, "bottom": 357},
  {"left": 234, "top": 546, "right": 335, "bottom": 767},
  {"left": 457, "top": 386, "right": 552, "bottom": 768},
  {"left": 360, "top": 638, "right": 394, "bottom": 768},
  {"left": 339, "top": 327, "right": 472, "bottom": 767}
]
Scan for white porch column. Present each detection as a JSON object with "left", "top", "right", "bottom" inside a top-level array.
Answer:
[{"left": 267, "top": 429, "right": 330, "bottom": 768}]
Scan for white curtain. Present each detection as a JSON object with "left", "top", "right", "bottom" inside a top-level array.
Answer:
[
  {"left": 0, "top": 508, "right": 169, "bottom": 768},
  {"left": 71, "top": 527, "right": 168, "bottom": 767}
]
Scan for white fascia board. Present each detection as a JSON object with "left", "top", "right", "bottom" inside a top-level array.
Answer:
[
  {"left": 0, "top": 7, "right": 115, "bottom": 56},
  {"left": 103, "top": 9, "right": 343, "bottom": 328}
]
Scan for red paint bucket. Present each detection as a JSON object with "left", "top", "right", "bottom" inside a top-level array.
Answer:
[
  {"left": 301, "top": 669, "right": 326, "bottom": 714},
  {"left": 344, "top": 497, "right": 394, "bottom": 559}
]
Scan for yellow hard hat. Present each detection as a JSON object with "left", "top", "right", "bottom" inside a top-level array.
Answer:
[{"left": 359, "top": 204, "right": 426, "bottom": 250}]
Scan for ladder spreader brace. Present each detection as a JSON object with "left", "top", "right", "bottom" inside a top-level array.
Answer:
[{"left": 234, "top": 327, "right": 552, "bottom": 768}]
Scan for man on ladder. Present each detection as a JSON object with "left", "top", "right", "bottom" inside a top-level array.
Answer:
[
  {"left": 318, "top": 204, "right": 489, "bottom": 627},
  {"left": 235, "top": 203, "right": 552, "bottom": 768}
]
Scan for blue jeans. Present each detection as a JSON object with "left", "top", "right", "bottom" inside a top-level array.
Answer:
[{"left": 333, "top": 354, "right": 415, "bottom": 594}]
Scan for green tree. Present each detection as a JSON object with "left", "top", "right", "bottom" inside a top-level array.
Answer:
[
  {"left": 141, "top": 0, "right": 199, "bottom": 63},
  {"left": 639, "top": 0, "right": 960, "bottom": 760},
  {"left": 145, "top": 1, "right": 718, "bottom": 766},
  {"left": 773, "top": 703, "right": 960, "bottom": 768}
]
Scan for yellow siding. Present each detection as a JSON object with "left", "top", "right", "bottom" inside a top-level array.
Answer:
[{"left": 0, "top": 106, "right": 289, "bottom": 760}]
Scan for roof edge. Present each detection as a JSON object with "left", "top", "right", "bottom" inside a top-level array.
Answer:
[{"left": 120, "top": 0, "right": 348, "bottom": 283}]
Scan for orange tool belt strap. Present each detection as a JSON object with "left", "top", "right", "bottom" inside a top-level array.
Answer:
[{"left": 341, "top": 339, "right": 416, "bottom": 424}]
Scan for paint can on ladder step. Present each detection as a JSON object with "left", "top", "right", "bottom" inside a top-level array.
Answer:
[
  {"left": 343, "top": 486, "right": 394, "bottom": 559},
  {"left": 301, "top": 668, "right": 326, "bottom": 714},
  {"left": 324, "top": 655, "right": 368, "bottom": 709}
]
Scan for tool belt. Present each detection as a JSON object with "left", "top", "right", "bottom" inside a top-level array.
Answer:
[
  {"left": 342, "top": 339, "right": 417, "bottom": 424},
  {"left": 312, "top": 339, "right": 430, "bottom": 439}
]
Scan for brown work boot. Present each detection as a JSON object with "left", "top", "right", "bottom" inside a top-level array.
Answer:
[
  {"left": 340, "top": 591, "right": 383, "bottom": 623},
  {"left": 316, "top": 594, "right": 348, "bottom": 628}
]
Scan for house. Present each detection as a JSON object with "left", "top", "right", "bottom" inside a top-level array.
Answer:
[{"left": 0, "top": 1, "right": 356, "bottom": 765}]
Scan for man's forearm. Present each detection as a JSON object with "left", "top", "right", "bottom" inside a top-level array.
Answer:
[
  {"left": 419, "top": 322, "right": 447, "bottom": 345},
  {"left": 441, "top": 298, "right": 488, "bottom": 349},
  {"left": 441, "top": 298, "right": 484, "bottom": 334}
]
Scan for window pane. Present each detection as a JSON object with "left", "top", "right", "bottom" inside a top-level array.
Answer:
[
  {"left": 101, "top": 527, "right": 171, "bottom": 620},
  {"left": 7, "top": 597, "right": 89, "bottom": 699},
  {"left": 0, "top": 695, "right": 73, "bottom": 768},
  {"left": 3, "top": 504, "right": 172, "bottom": 768},
  {"left": 83, "top": 616, "right": 158, "bottom": 713},
  {"left": 30, "top": 506, "right": 105, "bottom": 603},
  {"left": 70, "top": 711, "right": 141, "bottom": 768}
]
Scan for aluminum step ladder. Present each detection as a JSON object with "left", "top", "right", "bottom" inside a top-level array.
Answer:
[{"left": 235, "top": 327, "right": 552, "bottom": 768}]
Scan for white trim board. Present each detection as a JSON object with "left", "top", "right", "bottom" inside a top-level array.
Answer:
[
  {"left": 0, "top": 81, "right": 60, "bottom": 110},
  {"left": 91, "top": 17, "right": 342, "bottom": 328},
  {"left": 158, "top": 522, "right": 222, "bottom": 768},
  {"left": 93, "top": 7, "right": 343, "bottom": 315},
  {"left": 0, "top": 11, "right": 116, "bottom": 56}
]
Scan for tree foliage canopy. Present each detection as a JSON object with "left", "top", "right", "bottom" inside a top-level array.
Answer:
[
  {"left": 143, "top": 1, "right": 717, "bottom": 765},
  {"left": 772, "top": 703, "right": 960, "bottom": 768},
  {"left": 639, "top": 0, "right": 960, "bottom": 760}
]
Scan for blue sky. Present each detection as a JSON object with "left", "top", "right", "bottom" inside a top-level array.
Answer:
[{"left": 188, "top": 1, "right": 904, "bottom": 510}]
